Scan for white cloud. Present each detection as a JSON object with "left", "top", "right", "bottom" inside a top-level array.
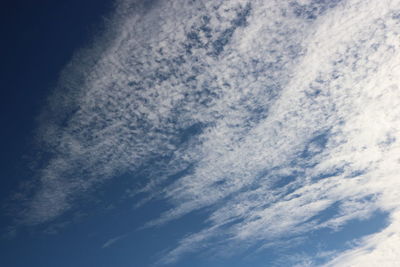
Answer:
[
  {"left": 153, "top": 0, "right": 400, "bottom": 264},
  {"left": 102, "top": 234, "right": 127, "bottom": 249},
  {"left": 13, "top": 0, "right": 400, "bottom": 265},
  {"left": 325, "top": 211, "right": 400, "bottom": 267}
]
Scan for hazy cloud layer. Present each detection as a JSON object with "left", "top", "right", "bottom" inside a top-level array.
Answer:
[{"left": 14, "top": 0, "right": 400, "bottom": 265}]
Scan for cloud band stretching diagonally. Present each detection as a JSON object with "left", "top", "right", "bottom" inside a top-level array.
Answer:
[{"left": 15, "top": 0, "right": 400, "bottom": 265}]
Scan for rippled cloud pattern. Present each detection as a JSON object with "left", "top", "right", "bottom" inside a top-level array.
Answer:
[{"left": 15, "top": 0, "right": 400, "bottom": 266}]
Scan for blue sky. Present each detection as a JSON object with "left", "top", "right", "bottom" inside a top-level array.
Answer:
[{"left": 2, "top": 0, "right": 400, "bottom": 266}]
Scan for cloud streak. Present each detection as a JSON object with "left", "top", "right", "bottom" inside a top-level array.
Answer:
[{"left": 12, "top": 0, "right": 400, "bottom": 265}]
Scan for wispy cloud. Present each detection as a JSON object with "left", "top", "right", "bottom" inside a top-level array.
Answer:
[
  {"left": 102, "top": 234, "right": 127, "bottom": 249},
  {"left": 150, "top": 0, "right": 400, "bottom": 264},
  {"left": 11, "top": 0, "right": 400, "bottom": 265},
  {"left": 325, "top": 211, "right": 400, "bottom": 266}
]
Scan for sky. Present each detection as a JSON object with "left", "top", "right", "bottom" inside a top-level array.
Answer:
[{"left": 1, "top": 0, "right": 400, "bottom": 266}]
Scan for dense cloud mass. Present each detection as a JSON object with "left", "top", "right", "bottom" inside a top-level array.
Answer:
[{"left": 16, "top": 0, "right": 400, "bottom": 265}]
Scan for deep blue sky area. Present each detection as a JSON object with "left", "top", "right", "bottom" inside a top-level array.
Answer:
[
  {"left": 0, "top": 0, "right": 114, "bottom": 265},
  {"left": 0, "top": 0, "right": 113, "bottom": 208}
]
